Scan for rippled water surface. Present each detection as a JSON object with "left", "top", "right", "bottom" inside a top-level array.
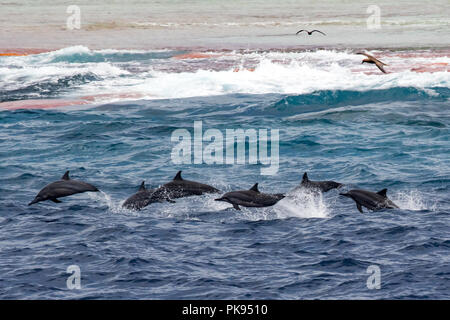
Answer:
[{"left": 0, "top": 47, "right": 449, "bottom": 299}]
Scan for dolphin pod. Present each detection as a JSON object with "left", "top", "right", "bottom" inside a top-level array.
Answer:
[{"left": 29, "top": 170, "right": 400, "bottom": 213}]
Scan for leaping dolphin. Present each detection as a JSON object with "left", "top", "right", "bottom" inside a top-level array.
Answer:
[
  {"left": 122, "top": 181, "right": 155, "bottom": 210},
  {"left": 294, "top": 172, "right": 343, "bottom": 193},
  {"left": 151, "top": 171, "right": 220, "bottom": 201},
  {"left": 215, "top": 183, "right": 285, "bottom": 210},
  {"left": 29, "top": 171, "right": 99, "bottom": 205},
  {"left": 340, "top": 188, "right": 399, "bottom": 213},
  {"left": 122, "top": 181, "right": 176, "bottom": 210}
]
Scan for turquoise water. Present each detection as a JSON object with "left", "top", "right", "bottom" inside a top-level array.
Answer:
[{"left": 0, "top": 47, "right": 449, "bottom": 299}]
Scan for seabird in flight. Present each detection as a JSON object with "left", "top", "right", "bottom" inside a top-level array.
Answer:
[
  {"left": 357, "top": 52, "right": 388, "bottom": 74},
  {"left": 296, "top": 29, "right": 326, "bottom": 36}
]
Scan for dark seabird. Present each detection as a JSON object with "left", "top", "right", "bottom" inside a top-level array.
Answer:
[
  {"left": 357, "top": 52, "right": 388, "bottom": 74},
  {"left": 296, "top": 29, "right": 326, "bottom": 36}
]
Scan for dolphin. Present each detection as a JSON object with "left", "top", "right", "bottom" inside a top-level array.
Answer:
[
  {"left": 122, "top": 181, "right": 156, "bottom": 210},
  {"left": 340, "top": 188, "right": 399, "bottom": 213},
  {"left": 215, "top": 183, "right": 285, "bottom": 210},
  {"left": 122, "top": 181, "right": 176, "bottom": 210},
  {"left": 151, "top": 171, "right": 220, "bottom": 201},
  {"left": 294, "top": 172, "right": 343, "bottom": 193},
  {"left": 29, "top": 171, "right": 99, "bottom": 205}
]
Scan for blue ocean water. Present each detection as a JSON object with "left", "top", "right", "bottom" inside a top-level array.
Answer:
[{"left": 0, "top": 48, "right": 449, "bottom": 299}]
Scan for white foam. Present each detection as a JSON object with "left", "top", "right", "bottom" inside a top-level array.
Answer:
[
  {"left": 0, "top": 63, "right": 128, "bottom": 91},
  {"left": 79, "top": 50, "right": 449, "bottom": 100},
  {"left": 1, "top": 48, "right": 448, "bottom": 102},
  {"left": 45, "top": 45, "right": 92, "bottom": 58},
  {"left": 40, "top": 46, "right": 171, "bottom": 58}
]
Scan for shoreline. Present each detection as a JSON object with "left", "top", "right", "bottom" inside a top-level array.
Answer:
[{"left": 1, "top": 46, "right": 450, "bottom": 55}]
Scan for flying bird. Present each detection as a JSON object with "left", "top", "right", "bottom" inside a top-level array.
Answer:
[
  {"left": 357, "top": 52, "right": 388, "bottom": 74},
  {"left": 296, "top": 29, "right": 326, "bottom": 36}
]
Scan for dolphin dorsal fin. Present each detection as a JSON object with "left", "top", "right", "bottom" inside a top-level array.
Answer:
[
  {"left": 377, "top": 188, "right": 387, "bottom": 197},
  {"left": 249, "top": 183, "right": 259, "bottom": 193},
  {"left": 173, "top": 171, "right": 183, "bottom": 181},
  {"left": 302, "top": 172, "right": 309, "bottom": 182},
  {"left": 139, "top": 181, "right": 146, "bottom": 191},
  {"left": 62, "top": 171, "right": 70, "bottom": 180}
]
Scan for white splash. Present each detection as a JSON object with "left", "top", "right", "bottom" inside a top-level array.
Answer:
[
  {"left": 391, "top": 190, "right": 438, "bottom": 211},
  {"left": 88, "top": 191, "right": 141, "bottom": 216},
  {"left": 273, "top": 189, "right": 330, "bottom": 219}
]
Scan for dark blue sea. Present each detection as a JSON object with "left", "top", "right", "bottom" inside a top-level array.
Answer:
[{"left": 0, "top": 48, "right": 449, "bottom": 299}]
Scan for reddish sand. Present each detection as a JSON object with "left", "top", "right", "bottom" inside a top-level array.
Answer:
[
  {"left": 0, "top": 48, "right": 52, "bottom": 56},
  {"left": 173, "top": 52, "right": 220, "bottom": 60},
  {"left": 383, "top": 51, "right": 450, "bottom": 59},
  {"left": 0, "top": 92, "right": 148, "bottom": 110},
  {"left": 0, "top": 99, "right": 89, "bottom": 111},
  {"left": 352, "top": 60, "right": 449, "bottom": 74},
  {"left": 411, "top": 62, "right": 449, "bottom": 73},
  {"left": 233, "top": 67, "right": 255, "bottom": 72},
  {"left": 0, "top": 53, "right": 28, "bottom": 56}
]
